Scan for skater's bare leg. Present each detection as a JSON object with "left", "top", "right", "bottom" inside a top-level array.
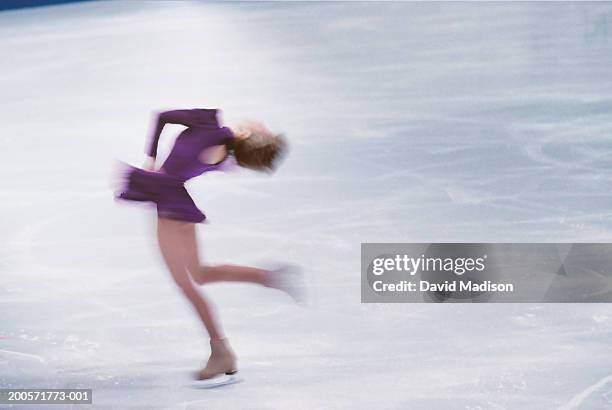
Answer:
[
  {"left": 158, "top": 219, "right": 237, "bottom": 379},
  {"left": 180, "top": 222, "right": 305, "bottom": 303},
  {"left": 180, "top": 223, "right": 269, "bottom": 286},
  {"left": 156, "top": 217, "right": 223, "bottom": 340},
  {"left": 197, "top": 265, "right": 270, "bottom": 285}
]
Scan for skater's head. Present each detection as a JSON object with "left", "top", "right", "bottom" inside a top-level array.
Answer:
[{"left": 231, "top": 121, "right": 288, "bottom": 173}]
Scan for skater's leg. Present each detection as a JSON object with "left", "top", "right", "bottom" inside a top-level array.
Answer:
[
  {"left": 197, "top": 264, "right": 270, "bottom": 286},
  {"left": 156, "top": 217, "right": 224, "bottom": 340},
  {"left": 158, "top": 218, "right": 237, "bottom": 379},
  {"left": 179, "top": 222, "right": 305, "bottom": 303},
  {"left": 179, "top": 223, "right": 269, "bottom": 286}
]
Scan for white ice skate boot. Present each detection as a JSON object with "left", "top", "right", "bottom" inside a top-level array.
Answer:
[
  {"left": 196, "top": 338, "right": 238, "bottom": 380},
  {"left": 266, "top": 264, "right": 306, "bottom": 305}
]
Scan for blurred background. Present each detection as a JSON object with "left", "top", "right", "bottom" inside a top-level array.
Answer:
[{"left": 2, "top": 1, "right": 612, "bottom": 408}]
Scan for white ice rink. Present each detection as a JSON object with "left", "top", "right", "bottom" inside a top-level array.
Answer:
[{"left": 2, "top": 1, "right": 612, "bottom": 408}]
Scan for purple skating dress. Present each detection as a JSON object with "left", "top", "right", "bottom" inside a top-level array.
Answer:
[{"left": 116, "top": 109, "right": 234, "bottom": 223}]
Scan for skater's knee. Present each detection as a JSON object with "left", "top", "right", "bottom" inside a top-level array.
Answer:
[
  {"left": 172, "top": 274, "right": 197, "bottom": 295},
  {"left": 196, "top": 264, "right": 227, "bottom": 284},
  {"left": 197, "top": 265, "right": 216, "bottom": 283}
]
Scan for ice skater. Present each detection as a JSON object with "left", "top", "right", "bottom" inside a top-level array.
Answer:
[{"left": 115, "top": 108, "right": 303, "bottom": 381}]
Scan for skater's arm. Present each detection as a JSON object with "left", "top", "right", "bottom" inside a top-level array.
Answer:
[{"left": 146, "top": 109, "right": 219, "bottom": 158}]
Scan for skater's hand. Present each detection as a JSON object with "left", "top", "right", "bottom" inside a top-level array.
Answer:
[{"left": 143, "top": 156, "right": 156, "bottom": 171}]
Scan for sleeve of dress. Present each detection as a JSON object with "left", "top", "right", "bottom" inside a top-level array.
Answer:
[{"left": 145, "top": 109, "right": 219, "bottom": 158}]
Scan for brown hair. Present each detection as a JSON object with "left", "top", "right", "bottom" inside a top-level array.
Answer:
[{"left": 233, "top": 132, "right": 288, "bottom": 172}]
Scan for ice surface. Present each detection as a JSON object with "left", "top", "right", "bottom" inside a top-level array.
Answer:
[{"left": 1, "top": 1, "right": 612, "bottom": 409}]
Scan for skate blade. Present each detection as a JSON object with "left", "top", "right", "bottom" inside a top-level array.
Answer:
[{"left": 190, "top": 373, "right": 242, "bottom": 389}]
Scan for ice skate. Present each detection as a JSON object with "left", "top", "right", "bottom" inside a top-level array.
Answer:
[
  {"left": 266, "top": 264, "right": 306, "bottom": 305},
  {"left": 195, "top": 338, "right": 238, "bottom": 380}
]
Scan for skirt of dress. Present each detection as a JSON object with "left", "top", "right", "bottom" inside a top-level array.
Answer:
[{"left": 115, "top": 163, "right": 206, "bottom": 223}]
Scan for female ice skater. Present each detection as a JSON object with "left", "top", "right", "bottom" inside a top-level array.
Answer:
[{"left": 115, "top": 108, "right": 301, "bottom": 381}]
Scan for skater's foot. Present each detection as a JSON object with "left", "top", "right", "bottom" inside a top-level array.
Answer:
[
  {"left": 266, "top": 264, "right": 306, "bottom": 305},
  {"left": 195, "top": 338, "right": 237, "bottom": 380}
]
